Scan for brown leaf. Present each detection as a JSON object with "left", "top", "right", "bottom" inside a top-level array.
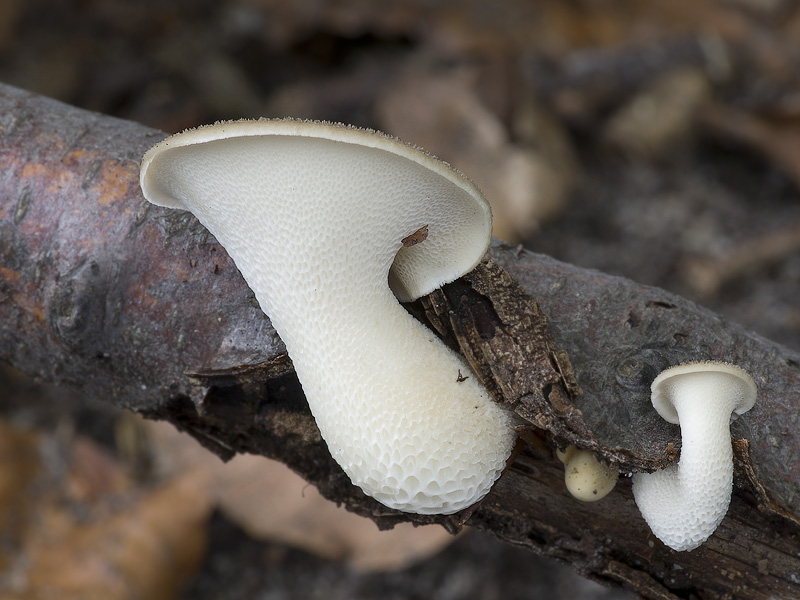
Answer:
[
  {"left": 701, "top": 102, "right": 800, "bottom": 190},
  {"left": 9, "top": 471, "right": 211, "bottom": 600},
  {"left": 376, "top": 66, "right": 575, "bottom": 241},
  {"left": 0, "top": 420, "right": 41, "bottom": 573},
  {"left": 145, "top": 420, "right": 455, "bottom": 572},
  {"left": 401, "top": 225, "right": 428, "bottom": 247},
  {"left": 0, "top": 426, "right": 212, "bottom": 600}
]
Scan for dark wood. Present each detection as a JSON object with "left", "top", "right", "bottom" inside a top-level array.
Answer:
[{"left": 1, "top": 83, "right": 799, "bottom": 599}]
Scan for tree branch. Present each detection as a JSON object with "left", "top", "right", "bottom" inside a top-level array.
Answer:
[{"left": 1, "top": 82, "right": 799, "bottom": 599}]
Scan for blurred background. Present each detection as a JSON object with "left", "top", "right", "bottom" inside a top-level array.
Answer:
[{"left": 2, "top": 0, "right": 800, "bottom": 598}]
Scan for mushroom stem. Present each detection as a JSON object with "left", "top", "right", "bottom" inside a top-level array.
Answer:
[
  {"left": 274, "top": 265, "right": 512, "bottom": 515},
  {"left": 632, "top": 364, "right": 756, "bottom": 551}
]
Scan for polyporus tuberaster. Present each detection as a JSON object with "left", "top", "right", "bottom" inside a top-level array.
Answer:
[
  {"left": 139, "top": 118, "right": 516, "bottom": 515},
  {"left": 632, "top": 361, "right": 757, "bottom": 551}
]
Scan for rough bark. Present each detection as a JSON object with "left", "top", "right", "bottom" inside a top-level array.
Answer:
[{"left": 1, "top": 83, "right": 799, "bottom": 599}]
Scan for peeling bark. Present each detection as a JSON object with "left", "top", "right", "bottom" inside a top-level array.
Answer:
[{"left": 1, "top": 83, "right": 799, "bottom": 599}]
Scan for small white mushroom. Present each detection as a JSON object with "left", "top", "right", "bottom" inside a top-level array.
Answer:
[
  {"left": 140, "top": 118, "right": 516, "bottom": 515},
  {"left": 556, "top": 445, "right": 618, "bottom": 502},
  {"left": 632, "top": 361, "right": 757, "bottom": 551}
]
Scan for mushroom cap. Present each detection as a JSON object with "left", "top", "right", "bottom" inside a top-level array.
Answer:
[
  {"left": 650, "top": 361, "right": 757, "bottom": 425},
  {"left": 140, "top": 118, "right": 492, "bottom": 303}
]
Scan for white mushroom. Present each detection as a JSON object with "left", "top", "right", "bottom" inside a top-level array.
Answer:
[
  {"left": 632, "top": 361, "right": 757, "bottom": 551},
  {"left": 556, "top": 445, "right": 618, "bottom": 502},
  {"left": 140, "top": 118, "right": 516, "bottom": 515}
]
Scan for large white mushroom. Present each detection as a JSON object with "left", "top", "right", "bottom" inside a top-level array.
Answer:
[
  {"left": 632, "top": 361, "right": 757, "bottom": 551},
  {"left": 140, "top": 118, "right": 516, "bottom": 515}
]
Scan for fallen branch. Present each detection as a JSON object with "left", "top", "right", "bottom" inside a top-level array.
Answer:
[{"left": 1, "top": 83, "right": 799, "bottom": 599}]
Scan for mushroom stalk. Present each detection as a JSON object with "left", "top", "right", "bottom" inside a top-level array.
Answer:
[
  {"left": 140, "top": 120, "right": 516, "bottom": 515},
  {"left": 632, "top": 363, "right": 756, "bottom": 551},
  {"left": 259, "top": 249, "right": 512, "bottom": 515}
]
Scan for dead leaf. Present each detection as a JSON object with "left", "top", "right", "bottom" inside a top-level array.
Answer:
[
  {"left": 701, "top": 102, "right": 800, "bottom": 190},
  {"left": 0, "top": 427, "right": 212, "bottom": 600},
  {"left": 401, "top": 225, "right": 428, "bottom": 247},
  {"left": 145, "top": 419, "right": 456, "bottom": 572},
  {"left": 0, "top": 420, "right": 41, "bottom": 573},
  {"left": 604, "top": 67, "right": 712, "bottom": 160},
  {"left": 4, "top": 471, "right": 211, "bottom": 600},
  {"left": 376, "top": 64, "right": 575, "bottom": 241}
]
